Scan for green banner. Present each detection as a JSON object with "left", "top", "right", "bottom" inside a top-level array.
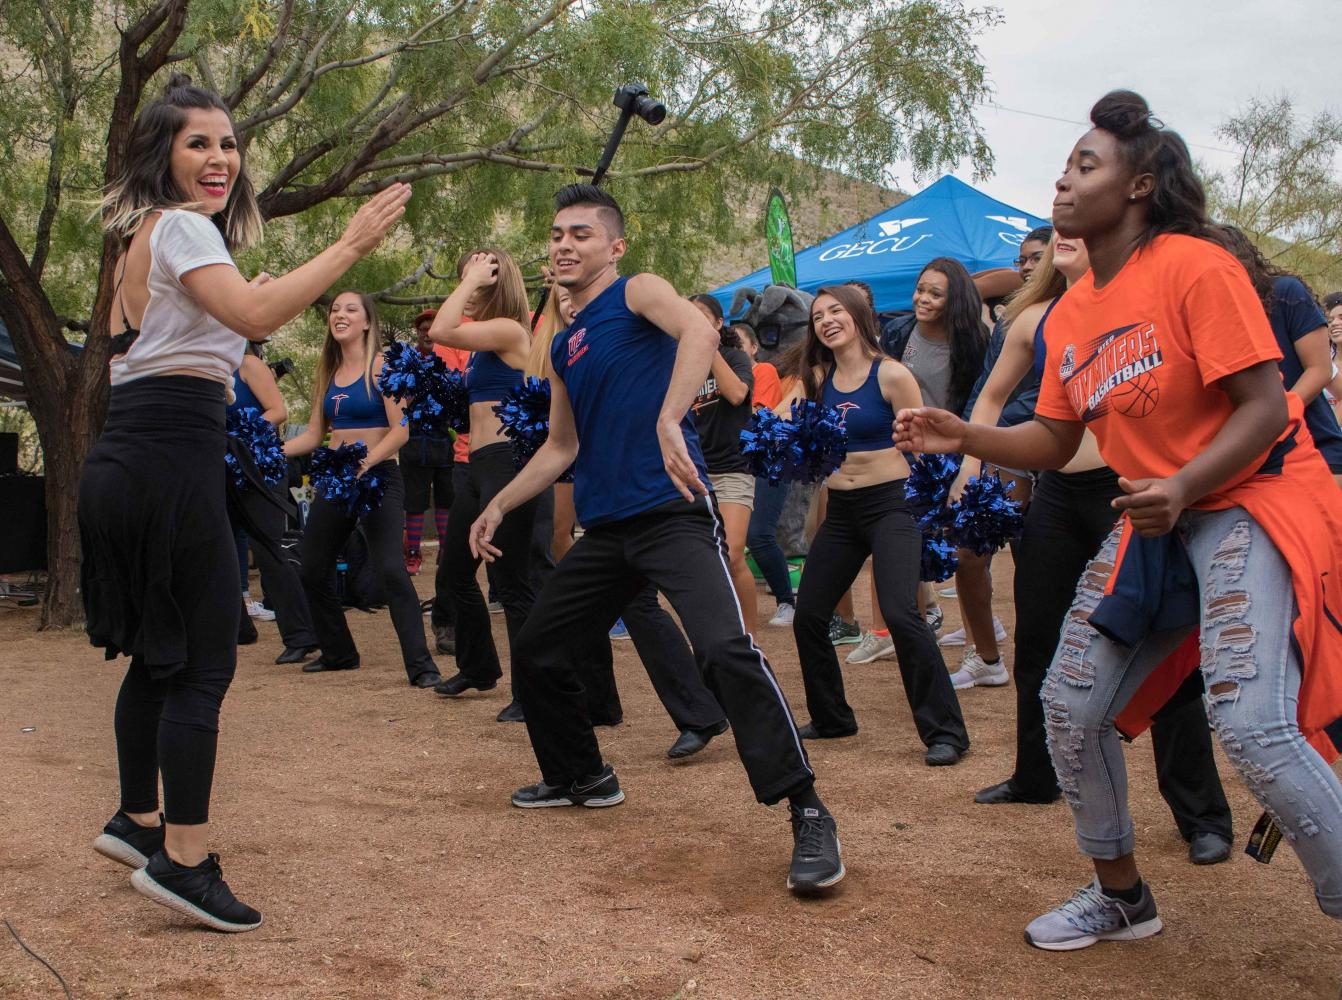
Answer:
[{"left": 765, "top": 188, "right": 797, "bottom": 288}]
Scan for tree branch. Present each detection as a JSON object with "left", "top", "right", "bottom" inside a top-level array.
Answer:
[{"left": 225, "top": 0, "right": 295, "bottom": 109}]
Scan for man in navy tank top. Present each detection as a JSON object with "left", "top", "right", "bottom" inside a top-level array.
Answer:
[{"left": 469, "top": 185, "right": 843, "bottom": 894}]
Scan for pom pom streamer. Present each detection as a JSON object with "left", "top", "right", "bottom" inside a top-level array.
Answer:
[
  {"left": 949, "top": 471, "right": 1024, "bottom": 556},
  {"left": 739, "top": 408, "right": 802, "bottom": 486},
  {"left": 379, "top": 342, "right": 468, "bottom": 438},
  {"left": 739, "top": 401, "right": 848, "bottom": 485},
  {"left": 310, "top": 442, "right": 388, "bottom": 520},
  {"left": 920, "top": 534, "right": 959, "bottom": 583},
  {"left": 491, "top": 376, "right": 574, "bottom": 482},
  {"left": 225, "top": 406, "right": 287, "bottom": 490},
  {"left": 904, "top": 453, "right": 960, "bottom": 533}
]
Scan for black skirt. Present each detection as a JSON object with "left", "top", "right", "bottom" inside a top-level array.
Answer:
[{"left": 79, "top": 375, "right": 238, "bottom": 679}]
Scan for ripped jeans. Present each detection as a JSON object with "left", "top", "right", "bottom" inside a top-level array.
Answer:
[{"left": 1043, "top": 506, "right": 1342, "bottom": 918}]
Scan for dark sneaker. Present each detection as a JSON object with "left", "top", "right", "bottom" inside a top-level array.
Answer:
[
  {"left": 92, "top": 812, "right": 164, "bottom": 869},
  {"left": 787, "top": 805, "right": 845, "bottom": 894},
  {"left": 511, "top": 764, "right": 625, "bottom": 809},
  {"left": 828, "top": 615, "right": 861, "bottom": 646},
  {"left": 1024, "top": 879, "right": 1162, "bottom": 951},
  {"left": 130, "top": 850, "right": 262, "bottom": 933},
  {"left": 925, "top": 604, "right": 944, "bottom": 632}
]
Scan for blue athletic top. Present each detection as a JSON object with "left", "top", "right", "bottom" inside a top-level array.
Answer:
[
  {"left": 227, "top": 367, "right": 262, "bottom": 417},
  {"left": 551, "top": 276, "right": 711, "bottom": 527},
  {"left": 324, "top": 374, "right": 388, "bottom": 430},
  {"left": 1269, "top": 275, "right": 1342, "bottom": 472},
  {"left": 1030, "top": 297, "right": 1062, "bottom": 382},
  {"left": 820, "top": 359, "right": 895, "bottom": 452},
  {"left": 465, "top": 350, "right": 522, "bottom": 404}
]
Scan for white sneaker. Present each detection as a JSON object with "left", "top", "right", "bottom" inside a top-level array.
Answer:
[
  {"left": 949, "top": 650, "right": 1009, "bottom": 690},
  {"left": 846, "top": 631, "right": 896, "bottom": 664},
  {"left": 938, "top": 585, "right": 958, "bottom": 599},
  {"left": 768, "top": 603, "right": 796, "bottom": 627},
  {"left": 937, "top": 616, "right": 1007, "bottom": 647},
  {"left": 245, "top": 600, "right": 275, "bottom": 622}
]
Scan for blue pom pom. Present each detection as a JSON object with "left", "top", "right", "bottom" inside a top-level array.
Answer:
[
  {"left": 904, "top": 453, "right": 961, "bottom": 533},
  {"left": 310, "top": 442, "right": 386, "bottom": 519},
  {"left": 920, "top": 533, "right": 959, "bottom": 583},
  {"left": 787, "top": 399, "right": 848, "bottom": 483},
  {"left": 493, "top": 376, "right": 553, "bottom": 471},
  {"left": 949, "top": 471, "right": 1024, "bottom": 556},
  {"left": 740, "top": 408, "right": 801, "bottom": 485},
  {"left": 379, "top": 342, "right": 468, "bottom": 437},
  {"left": 225, "top": 406, "right": 287, "bottom": 490}
]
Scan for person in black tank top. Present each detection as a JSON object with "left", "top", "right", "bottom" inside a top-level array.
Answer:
[
  {"left": 781, "top": 285, "right": 969, "bottom": 764},
  {"left": 467, "top": 184, "right": 845, "bottom": 895}
]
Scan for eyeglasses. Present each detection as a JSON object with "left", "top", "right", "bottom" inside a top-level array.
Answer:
[{"left": 1014, "top": 251, "right": 1045, "bottom": 269}]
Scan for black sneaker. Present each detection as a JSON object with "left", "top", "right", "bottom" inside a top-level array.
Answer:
[
  {"left": 925, "top": 604, "right": 944, "bottom": 632},
  {"left": 92, "top": 812, "right": 164, "bottom": 869},
  {"left": 511, "top": 764, "right": 625, "bottom": 809},
  {"left": 787, "top": 805, "right": 845, "bottom": 894},
  {"left": 828, "top": 615, "right": 861, "bottom": 646},
  {"left": 130, "top": 850, "right": 262, "bottom": 933}
]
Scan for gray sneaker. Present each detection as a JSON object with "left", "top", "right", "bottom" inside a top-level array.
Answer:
[{"left": 1024, "top": 879, "right": 1162, "bottom": 951}]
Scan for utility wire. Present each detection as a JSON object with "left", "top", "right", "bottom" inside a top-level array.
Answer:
[
  {"left": 3, "top": 919, "right": 75, "bottom": 1000},
  {"left": 987, "top": 101, "right": 1239, "bottom": 156}
]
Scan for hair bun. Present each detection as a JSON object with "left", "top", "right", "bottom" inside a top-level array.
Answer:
[
  {"left": 164, "top": 72, "right": 195, "bottom": 94},
  {"left": 1090, "top": 90, "right": 1159, "bottom": 138}
]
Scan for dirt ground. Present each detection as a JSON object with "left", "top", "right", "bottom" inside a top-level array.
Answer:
[{"left": 1, "top": 555, "right": 1337, "bottom": 999}]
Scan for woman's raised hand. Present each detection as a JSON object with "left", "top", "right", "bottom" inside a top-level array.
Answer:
[
  {"left": 893, "top": 407, "right": 969, "bottom": 456},
  {"left": 340, "top": 183, "right": 412, "bottom": 257},
  {"left": 462, "top": 252, "right": 499, "bottom": 288}
]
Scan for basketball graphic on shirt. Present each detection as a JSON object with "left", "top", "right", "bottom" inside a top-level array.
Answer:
[{"left": 1108, "top": 371, "right": 1160, "bottom": 417}]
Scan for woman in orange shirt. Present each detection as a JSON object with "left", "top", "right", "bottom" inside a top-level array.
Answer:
[{"left": 897, "top": 90, "right": 1342, "bottom": 949}]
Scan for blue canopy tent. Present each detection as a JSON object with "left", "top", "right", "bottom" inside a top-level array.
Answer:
[{"left": 710, "top": 175, "right": 1048, "bottom": 316}]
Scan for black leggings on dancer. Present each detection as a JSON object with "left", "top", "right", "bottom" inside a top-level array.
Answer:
[
  {"left": 437, "top": 442, "right": 539, "bottom": 687},
  {"left": 80, "top": 376, "right": 239, "bottom": 825},
  {"left": 794, "top": 479, "right": 969, "bottom": 749},
  {"left": 1011, "top": 467, "right": 1231, "bottom": 837},
  {"left": 299, "top": 461, "right": 436, "bottom": 681}
]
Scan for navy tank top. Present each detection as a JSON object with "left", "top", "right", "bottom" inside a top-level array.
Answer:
[
  {"left": 820, "top": 359, "right": 895, "bottom": 452},
  {"left": 227, "top": 367, "right": 262, "bottom": 417},
  {"left": 465, "top": 350, "right": 523, "bottom": 404},
  {"left": 1030, "top": 297, "right": 1062, "bottom": 381},
  {"left": 551, "top": 276, "right": 710, "bottom": 527},
  {"left": 324, "top": 374, "right": 387, "bottom": 430}
]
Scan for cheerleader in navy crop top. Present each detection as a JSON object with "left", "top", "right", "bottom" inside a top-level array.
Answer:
[
  {"left": 424, "top": 250, "right": 540, "bottom": 714},
  {"left": 283, "top": 291, "right": 440, "bottom": 686},
  {"left": 783, "top": 285, "right": 968, "bottom": 759}
]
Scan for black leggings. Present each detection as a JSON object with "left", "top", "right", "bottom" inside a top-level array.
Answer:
[
  {"left": 299, "top": 461, "right": 436, "bottom": 681},
  {"left": 436, "top": 442, "right": 539, "bottom": 686},
  {"left": 1013, "top": 467, "right": 1231, "bottom": 837},
  {"left": 795, "top": 479, "right": 969, "bottom": 749}
]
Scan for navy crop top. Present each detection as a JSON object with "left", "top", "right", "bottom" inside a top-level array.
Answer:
[
  {"left": 227, "top": 367, "right": 262, "bottom": 417},
  {"left": 465, "top": 350, "right": 522, "bottom": 404},
  {"left": 820, "top": 358, "right": 895, "bottom": 453},
  {"left": 324, "top": 374, "right": 388, "bottom": 430}
]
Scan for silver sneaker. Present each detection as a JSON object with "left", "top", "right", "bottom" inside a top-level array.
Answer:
[
  {"left": 1024, "top": 879, "right": 1162, "bottom": 951},
  {"left": 768, "top": 603, "right": 796, "bottom": 627},
  {"left": 846, "top": 631, "right": 895, "bottom": 664},
  {"left": 949, "top": 649, "right": 1009, "bottom": 689}
]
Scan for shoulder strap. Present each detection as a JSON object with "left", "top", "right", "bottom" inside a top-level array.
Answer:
[{"left": 111, "top": 257, "right": 133, "bottom": 334}]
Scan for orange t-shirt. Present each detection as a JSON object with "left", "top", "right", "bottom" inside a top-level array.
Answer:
[
  {"left": 752, "top": 362, "right": 782, "bottom": 410},
  {"left": 1036, "top": 234, "right": 1284, "bottom": 496},
  {"left": 433, "top": 344, "right": 472, "bottom": 463}
]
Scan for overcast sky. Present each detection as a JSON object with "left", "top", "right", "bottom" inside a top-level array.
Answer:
[{"left": 891, "top": 0, "right": 1339, "bottom": 218}]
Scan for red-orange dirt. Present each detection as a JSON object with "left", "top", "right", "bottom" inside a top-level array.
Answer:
[{"left": 1, "top": 557, "right": 1336, "bottom": 998}]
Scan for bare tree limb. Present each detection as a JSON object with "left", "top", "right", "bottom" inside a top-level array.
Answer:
[{"left": 225, "top": 0, "right": 295, "bottom": 109}]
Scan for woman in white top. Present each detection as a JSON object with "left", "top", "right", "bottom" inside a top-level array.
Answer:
[{"left": 82, "top": 73, "right": 408, "bottom": 932}]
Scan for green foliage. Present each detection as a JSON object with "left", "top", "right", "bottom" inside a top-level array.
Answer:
[
  {"left": 1206, "top": 96, "right": 1342, "bottom": 293},
  {"left": 2, "top": 0, "right": 997, "bottom": 421}
]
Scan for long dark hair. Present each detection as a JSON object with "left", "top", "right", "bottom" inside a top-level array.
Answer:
[
  {"left": 102, "top": 73, "right": 262, "bottom": 250},
  {"left": 801, "top": 284, "right": 882, "bottom": 401},
  {"left": 1208, "top": 224, "right": 1297, "bottom": 313},
  {"left": 916, "top": 257, "right": 987, "bottom": 414},
  {"left": 1089, "top": 90, "right": 1208, "bottom": 250}
]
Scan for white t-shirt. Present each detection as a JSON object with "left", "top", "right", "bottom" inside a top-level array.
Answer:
[{"left": 109, "top": 209, "right": 244, "bottom": 386}]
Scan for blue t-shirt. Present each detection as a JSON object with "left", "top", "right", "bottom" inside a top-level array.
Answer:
[
  {"left": 1270, "top": 275, "right": 1342, "bottom": 471},
  {"left": 551, "top": 276, "right": 711, "bottom": 527}
]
